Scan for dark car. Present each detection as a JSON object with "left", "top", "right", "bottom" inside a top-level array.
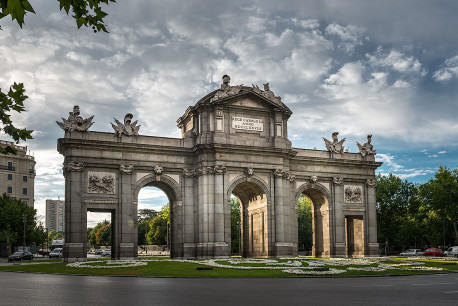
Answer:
[
  {"left": 423, "top": 248, "right": 444, "bottom": 257},
  {"left": 8, "top": 251, "right": 34, "bottom": 262},
  {"left": 49, "top": 248, "right": 63, "bottom": 259}
]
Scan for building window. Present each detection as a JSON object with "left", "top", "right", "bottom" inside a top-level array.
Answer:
[
  {"left": 22, "top": 188, "right": 27, "bottom": 195},
  {"left": 23, "top": 201, "right": 28, "bottom": 205},
  {"left": 7, "top": 174, "right": 12, "bottom": 180},
  {"left": 29, "top": 165, "right": 34, "bottom": 173},
  {"left": 23, "top": 175, "right": 27, "bottom": 182},
  {"left": 8, "top": 162, "right": 13, "bottom": 170},
  {"left": 7, "top": 187, "right": 12, "bottom": 194}
]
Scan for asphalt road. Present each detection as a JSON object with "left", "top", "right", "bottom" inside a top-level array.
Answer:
[{"left": 0, "top": 272, "right": 457, "bottom": 305}]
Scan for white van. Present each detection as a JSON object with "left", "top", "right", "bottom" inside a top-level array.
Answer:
[{"left": 444, "top": 246, "right": 458, "bottom": 258}]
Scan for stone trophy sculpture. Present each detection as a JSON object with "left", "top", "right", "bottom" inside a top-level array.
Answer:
[
  {"left": 323, "top": 132, "right": 346, "bottom": 154},
  {"left": 357, "top": 134, "right": 377, "bottom": 157},
  {"left": 111, "top": 113, "right": 140, "bottom": 137},
  {"left": 56, "top": 105, "right": 94, "bottom": 132}
]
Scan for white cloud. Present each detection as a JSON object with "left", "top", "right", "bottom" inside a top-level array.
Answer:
[
  {"left": 366, "top": 48, "right": 426, "bottom": 75},
  {"left": 325, "top": 23, "right": 365, "bottom": 53},
  {"left": 433, "top": 55, "right": 458, "bottom": 81}
]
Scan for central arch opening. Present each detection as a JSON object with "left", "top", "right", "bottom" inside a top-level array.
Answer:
[
  {"left": 298, "top": 187, "right": 330, "bottom": 257},
  {"left": 231, "top": 180, "right": 269, "bottom": 258},
  {"left": 137, "top": 186, "right": 170, "bottom": 257},
  {"left": 134, "top": 176, "right": 181, "bottom": 258}
]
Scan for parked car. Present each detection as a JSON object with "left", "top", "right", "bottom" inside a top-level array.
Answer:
[
  {"left": 444, "top": 246, "right": 458, "bottom": 258},
  {"left": 423, "top": 248, "right": 444, "bottom": 257},
  {"left": 102, "top": 249, "right": 111, "bottom": 257},
  {"left": 49, "top": 248, "right": 63, "bottom": 259},
  {"left": 94, "top": 249, "right": 103, "bottom": 255},
  {"left": 399, "top": 249, "right": 424, "bottom": 256},
  {"left": 8, "top": 251, "right": 34, "bottom": 262}
]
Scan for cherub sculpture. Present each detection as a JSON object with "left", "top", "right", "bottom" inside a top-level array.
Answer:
[
  {"left": 323, "top": 132, "right": 346, "bottom": 154},
  {"left": 57, "top": 105, "right": 94, "bottom": 132},
  {"left": 111, "top": 113, "right": 140, "bottom": 137}
]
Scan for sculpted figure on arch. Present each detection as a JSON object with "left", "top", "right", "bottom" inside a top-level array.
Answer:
[
  {"left": 57, "top": 105, "right": 94, "bottom": 132},
  {"left": 357, "top": 134, "right": 377, "bottom": 157},
  {"left": 323, "top": 132, "right": 346, "bottom": 154},
  {"left": 111, "top": 113, "right": 140, "bottom": 137}
]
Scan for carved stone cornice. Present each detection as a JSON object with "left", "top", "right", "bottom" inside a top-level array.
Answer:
[
  {"left": 366, "top": 179, "right": 377, "bottom": 188},
  {"left": 120, "top": 164, "right": 134, "bottom": 174},
  {"left": 333, "top": 177, "right": 343, "bottom": 185},
  {"left": 64, "top": 162, "right": 84, "bottom": 172},
  {"left": 153, "top": 165, "right": 163, "bottom": 175}
]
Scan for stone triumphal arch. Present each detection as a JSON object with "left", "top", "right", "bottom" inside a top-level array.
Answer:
[{"left": 57, "top": 76, "right": 381, "bottom": 262}]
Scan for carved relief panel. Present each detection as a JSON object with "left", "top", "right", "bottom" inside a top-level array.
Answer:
[
  {"left": 344, "top": 185, "right": 363, "bottom": 203},
  {"left": 88, "top": 172, "right": 116, "bottom": 194}
]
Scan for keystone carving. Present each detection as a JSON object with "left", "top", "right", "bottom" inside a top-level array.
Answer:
[
  {"left": 57, "top": 105, "right": 94, "bottom": 132},
  {"left": 357, "top": 134, "right": 377, "bottom": 157},
  {"left": 310, "top": 175, "right": 318, "bottom": 184},
  {"left": 210, "top": 75, "right": 242, "bottom": 102},
  {"left": 88, "top": 174, "right": 115, "bottom": 194},
  {"left": 366, "top": 179, "right": 377, "bottom": 187},
  {"left": 245, "top": 166, "right": 254, "bottom": 177},
  {"left": 64, "top": 162, "right": 84, "bottom": 172},
  {"left": 153, "top": 165, "right": 163, "bottom": 175},
  {"left": 344, "top": 186, "right": 363, "bottom": 203},
  {"left": 323, "top": 132, "right": 346, "bottom": 154},
  {"left": 333, "top": 177, "right": 343, "bottom": 185},
  {"left": 111, "top": 113, "right": 140, "bottom": 137},
  {"left": 120, "top": 164, "right": 134, "bottom": 174}
]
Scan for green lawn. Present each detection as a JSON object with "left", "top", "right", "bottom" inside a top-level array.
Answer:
[{"left": 0, "top": 257, "right": 457, "bottom": 278}]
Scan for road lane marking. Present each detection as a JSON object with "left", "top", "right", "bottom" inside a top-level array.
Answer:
[
  {"left": 443, "top": 291, "right": 458, "bottom": 294},
  {"left": 411, "top": 283, "right": 453, "bottom": 286}
]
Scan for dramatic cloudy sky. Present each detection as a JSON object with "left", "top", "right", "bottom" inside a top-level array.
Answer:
[{"left": 1, "top": 0, "right": 457, "bottom": 226}]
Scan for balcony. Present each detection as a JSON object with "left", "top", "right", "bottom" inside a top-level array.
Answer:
[{"left": 0, "top": 165, "right": 15, "bottom": 171}]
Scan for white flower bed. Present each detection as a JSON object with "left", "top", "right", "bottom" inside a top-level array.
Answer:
[
  {"left": 66, "top": 257, "right": 447, "bottom": 274},
  {"left": 67, "top": 260, "right": 147, "bottom": 269}
]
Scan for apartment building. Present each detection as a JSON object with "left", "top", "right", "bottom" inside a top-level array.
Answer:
[
  {"left": 46, "top": 199, "right": 65, "bottom": 232},
  {"left": 0, "top": 140, "right": 36, "bottom": 207}
]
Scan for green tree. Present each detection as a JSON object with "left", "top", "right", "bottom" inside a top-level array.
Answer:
[
  {"left": 420, "top": 166, "right": 458, "bottom": 244},
  {"left": 138, "top": 219, "right": 149, "bottom": 245},
  {"left": 297, "top": 194, "right": 313, "bottom": 252},
  {"left": 0, "top": 0, "right": 115, "bottom": 154},
  {"left": 87, "top": 220, "right": 110, "bottom": 247},
  {"left": 230, "top": 197, "right": 241, "bottom": 254},
  {"left": 48, "top": 230, "right": 64, "bottom": 243},
  {"left": 376, "top": 174, "right": 420, "bottom": 254},
  {"left": 0, "top": 193, "right": 45, "bottom": 248},
  {"left": 146, "top": 205, "right": 169, "bottom": 245}
]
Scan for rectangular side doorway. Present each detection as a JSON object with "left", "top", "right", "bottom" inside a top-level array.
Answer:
[
  {"left": 86, "top": 209, "right": 115, "bottom": 260},
  {"left": 345, "top": 216, "right": 364, "bottom": 257}
]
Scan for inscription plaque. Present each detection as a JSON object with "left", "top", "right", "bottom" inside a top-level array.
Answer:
[{"left": 232, "top": 116, "right": 263, "bottom": 131}]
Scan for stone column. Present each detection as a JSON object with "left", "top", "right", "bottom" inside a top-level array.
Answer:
[
  {"left": 63, "top": 162, "right": 86, "bottom": 262},
  {"left": 214, "top": 165, "right": 229, "bottom": 257},
  {"left": 333, "top": 177, "right": 346, "bottom": 257},
  {"left": 182, "top": 169, "right": 196, "bottom": 258},
  {"left": 273, "top": 169, "right": 285, "bottom": 255},
  {"left": 118, "top": 164, "right": 135, "bottom": 260},
  {"left": 366, "top": 179, "right": 379, "bottom": 256}
]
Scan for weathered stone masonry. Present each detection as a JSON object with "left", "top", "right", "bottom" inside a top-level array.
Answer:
[{"left": 57, "top": 76, "right": 381, "bottom": 262}]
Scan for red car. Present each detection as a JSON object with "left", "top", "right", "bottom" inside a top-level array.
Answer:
[{"left": 423, "top": 248, "right": 444, "bottom": 257}]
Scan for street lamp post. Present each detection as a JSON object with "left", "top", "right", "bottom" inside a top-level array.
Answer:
[{"left": 22, "top": 214, "right": 26, "bottom": 251}]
